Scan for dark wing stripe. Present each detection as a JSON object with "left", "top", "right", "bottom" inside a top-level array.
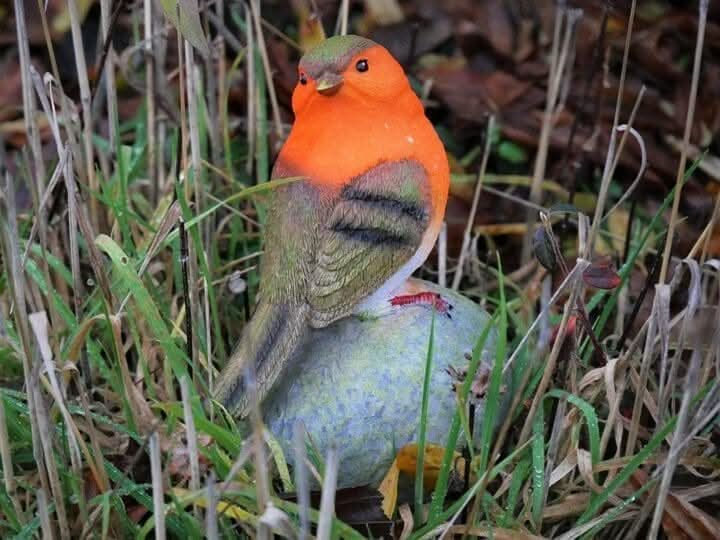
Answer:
[
  {"left": 329, "top": 223, "right": 411, "bottom": 247},
  {"left": 340, "top": 185, "right": 428, "bottom": 222}
]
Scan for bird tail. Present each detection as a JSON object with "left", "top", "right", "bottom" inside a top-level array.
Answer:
[{"left": 214, "top": 300, "right": 309, "bottom": 418}]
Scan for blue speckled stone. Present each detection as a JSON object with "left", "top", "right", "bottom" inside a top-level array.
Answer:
[{"left": 263, "top": 279, "right": 498, "bottom": 488}]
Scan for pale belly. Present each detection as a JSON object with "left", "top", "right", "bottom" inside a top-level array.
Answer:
[{"left": 354, "top": 222, "right": 439, "bottom": 313}]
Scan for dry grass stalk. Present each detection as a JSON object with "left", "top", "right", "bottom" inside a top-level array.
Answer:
[
  {"left": 518, "top": 258, "right": 590, "bottom": 445},
  {"left": 0, "top": 171, "right": 58, "bottom": 534},
  {"left": 317, "top": 447, "right": 339, "bottom": 540},
  {"left": 184, "top": 40, "right": 204, "bottom": 375},
  {"left": 0, "top": 392, "right": 24, "bottom": 523},
  {"left": 149, "top": 431, "right": 167, "bottom": 540},
  {"left": 100, "top": 0, "right": 119, "bottom": 152},
  {"left": 144, "top": 0, "right": 157, "bottom": 202},
  {"left": 624, "top": 284, "right": 669, "bottom": 455},
  {"left": 249, "top": 0, "right": 284, "bottom": 144},
  {"left": 659, "top": 0, "right": 709, "bottom": 284},
  {"left": 206, "top": 472, "right": 219, "bottom": 540},
  {"left": 180, "top": 377, "right": 201, "bottom": 507},
  {"left": 293, "top": 421, "right": 311, "bottom": 539},
  {"left": 437, "top": 221, "right": 447, "bottom": 287},
  {"left": 649, "top": 265, "right": 705, "bottom": 536},
  {"left": 453, "top": 115, "right": 495, "bottom": 290},
  {"left": 37, "top": 488, "right": 53, "bottom": 540},
  {"left": 521, "top": 6, "right": 580, "bottom": 263},
  {"left": 338, "top": 0, "right": 350, "bottom": 36},
  {"left": 246, "top": 4, "right": 256, "bottom": 175},
  {"left": 247, "top": 370, "right": 271, "bottom": 539},
  {"left": 67, "top": 0, "right": 99, "bottom": 229},
  {"left": 503, "top": 261, "right": 589, "bottom": 376},
  {"left": 584, "top": 0, "right": 638, "bottom": 258}
]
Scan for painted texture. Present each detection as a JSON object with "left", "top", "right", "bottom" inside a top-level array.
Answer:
[{"left": 264, "top": 279, "right": 498, "bottom": 488}]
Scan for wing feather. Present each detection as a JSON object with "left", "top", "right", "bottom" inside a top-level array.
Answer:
[{"left": 308, "top": 159, "right": 431, "bottom": 327}]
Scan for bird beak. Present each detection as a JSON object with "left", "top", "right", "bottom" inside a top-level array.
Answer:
[{"left": 316, "top": 73, "right": 343, "bottom": 95}]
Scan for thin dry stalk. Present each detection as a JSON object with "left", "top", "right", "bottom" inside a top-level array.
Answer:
[
  {"left": 246, "top": 4, "right": 256, "bottom": 175},
  {"left": 699, "top": 193, "right": 720, "bottom": 262},
  {"left": 249, "top": 0, "right": 284, "bottom": 143},
  {"left": 586, "top": 88, "right": 645, "bottom": 258},
  {"left": 584, "top": 0, "right": 638, "bottom": 257},
  {"left": 37, "top": 488, "right": 53, "bottom": 540},
  {"left": 293, "top": 421, "right": 311, "bottom": 540},
  {"left": 437, "top": 221, "right": 447, "bottom": 288},
  {"left": 658, "top": 261, "right": 702, "bottom": 422},
  {"left": 30, "top": 370, "right": 71, "bottom": 540},
  {"left": 453, "top": 115, "right": 495, "bottom": 290},
  {"left": 184, "top": 40, "right": 203, "bottom": 375},
  {"left": 99, "top": 0, "right": 119, "bottom": 151},
  {"left": 34, "top": 0, "right": 62, "bottom": 84},
  {"left": 521, "top": 7, "right": 580, "bottom": 263},
  {"left": 13, "top": 0, "right": 58, "bottom": 331},
  {"left": 518, "top": 258, "right": 590, "bottom": 445},
  {"left": 0, "top": 392, "right": 24, "bottom": 522},
  {"left": 149, "top": 432, "right": 167, "bottom": 540},
  {"left": 67, "top": 0, "right": 99, "bottom": 229},
  {"left": 0, "top": 171, "right": 55, "bottom": 531},
  {"left": 649, "top": 348, "right": 705, "bottom": 537},
  {"left": 247, "top": 370, "right": 271, "bottom": 540},
  {"left": 337, "top": 0, "right": 350, "bottom": 36},
  {"left": 206, "top": 472, "right": 219, "bottom": 540},
  {"left": 180, "top": 377, "right": 201, "bottom": 501},
  {"left": 503, "top": 261, "right": 588, "bottom": 376},
  {"left": 144, "top": 0, "right": 157, "bottom": 202},
  {"left": 649, "top": 269, "right": 705, "bottom": 537},
  {"left": 659, "top": 0, "right": 709, "bottom": 284},
  {"left": 14, "top": 0, "right": 47, "bottom": 192},
  {"left": 624, "top": 284, "right": 668, "bottom": 455},
  {"left": 316, "top": 447, "right": 339, "bottom": 540}
]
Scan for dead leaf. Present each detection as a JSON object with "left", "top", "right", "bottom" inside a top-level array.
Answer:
[
  {"left": 630, "top": 469, "right": 720, "bottom": 540},
  {"left": 378, "top": 456, "right": 399, "bottom": 518},
  {"left": 583, "top": 262, "right": 621, "bottom": 290}
]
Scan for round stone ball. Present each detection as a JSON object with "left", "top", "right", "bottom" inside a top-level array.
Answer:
[{"left": 263, "top": 279, "right": 498, "bottom": 488}]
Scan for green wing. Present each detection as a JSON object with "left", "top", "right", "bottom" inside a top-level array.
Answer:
[{"left": 308, "top": 159, "right": 431, "bottom": 327}]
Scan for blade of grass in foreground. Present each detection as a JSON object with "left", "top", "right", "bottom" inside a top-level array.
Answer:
[
  {"left": 531, "top": 401, "right": 545, "bottom": 527},
  {"left": 412, "top": 437, "right": 534, "bottom": 540},
  {"left": 414, "top": 311, "right": 436, "bottom": 525},
  {"left": 576, "top": 380, "right": 713, "bottom": 526},
  {"left": 163, "top": 176, "right": 302, "bottom": 245},
  {"left": 427, "top": 314, "right": 498, "bottom": 521},
  {"left": 96, "top": 235, "right": 191, "bottom": 382},
  {"left": 477, "top": 257, "right": 508, "bottom": 480}
]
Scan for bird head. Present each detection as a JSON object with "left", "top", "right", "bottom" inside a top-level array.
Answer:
[{"left": 292, "top": 35, "right": 409, "bottom": 113}]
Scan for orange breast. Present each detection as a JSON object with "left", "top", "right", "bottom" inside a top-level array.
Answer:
[{"left": 277, "top": 90, "right": 449, "bottom": 223}]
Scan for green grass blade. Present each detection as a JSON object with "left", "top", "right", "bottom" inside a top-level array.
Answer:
[
  {"left": 531, "top": 404, "right": 545, "bottom": 526},
  {"left": 414, "top": 310, "right": 436, "bottom": 525},
  {"left": 477, "top": 257, "right": 508, "bottom": 478},
  {"left": 545, "top": 390, "right": 601, "bottom": 466},
  {"left": 428, "top": 315, "right": 497, "bottom": 520},
  {"left": 96, "top": 235, "right": 191, "bottom": 382}
]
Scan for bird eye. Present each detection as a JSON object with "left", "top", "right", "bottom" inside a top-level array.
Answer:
[
  {"left": 299, "top": 72, "right": 308, "bottom": 85},
  {"left": 355, "top": 59, "right": 369, "bottom": 73}
]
